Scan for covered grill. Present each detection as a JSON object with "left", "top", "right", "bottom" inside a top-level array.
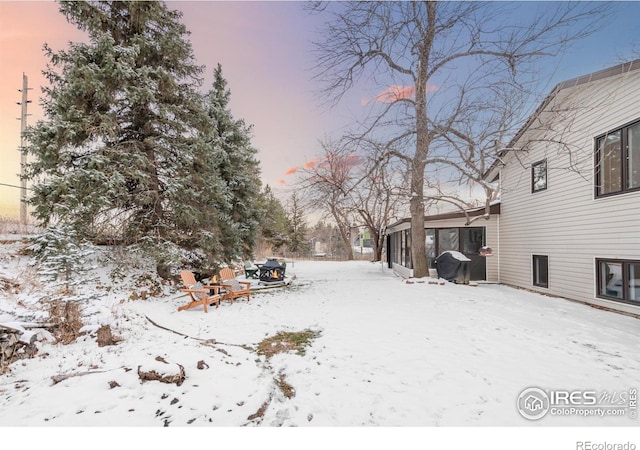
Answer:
[
  {"left": 435, "top": 251, "right": 471, "bottom": 284},
  {"left": 258, "top": 258, "right": 286, "bottom": 282}
]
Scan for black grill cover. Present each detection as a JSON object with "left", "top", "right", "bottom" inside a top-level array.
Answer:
[{"left": 434, "top": 251, "right": 471, "bottom": 284}]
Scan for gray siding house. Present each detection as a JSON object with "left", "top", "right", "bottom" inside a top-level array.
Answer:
[
  {"left": 387, "top": 60, "right": 639, "bottom": 316},
  {"left": 484, "top": 59, "right": 640, "bottom": 315}
]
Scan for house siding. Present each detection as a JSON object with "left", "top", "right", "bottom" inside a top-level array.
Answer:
[{"left": 498, "top": 65, "right": 640, "bottom": 315}]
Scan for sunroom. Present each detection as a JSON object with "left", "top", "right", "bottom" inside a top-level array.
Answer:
[{"left": 386, "top": 203, "right": 500, "bottom": 282}]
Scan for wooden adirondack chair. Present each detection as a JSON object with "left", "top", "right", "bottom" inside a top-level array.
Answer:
[
  {"left": 218, "top": 267, "right": 251, "bottom": 304},
  {"left": 178, "top": 271, "right": 221, "bottom": 313}
]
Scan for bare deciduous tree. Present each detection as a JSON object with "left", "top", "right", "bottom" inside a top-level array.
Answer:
[
  {"left": 297, "top": 140, "right": 358, "bottom": 260},
  {"left": 351, "top": 147, "right": 405, "bottom": 261},
  {"left": 309, "top": 1, "right": 607, "bottom": 277},
  {"left": 297, "top": 137, "right": 405, "bottom": 262}
]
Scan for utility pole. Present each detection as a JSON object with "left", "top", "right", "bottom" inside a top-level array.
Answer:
[{"left": 17, "top": 73, "right": 32, "bottom": 225}]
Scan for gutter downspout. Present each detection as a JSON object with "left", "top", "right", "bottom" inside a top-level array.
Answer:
[{"left": 497, "top": 168, "right": 502, "bottom": 284}]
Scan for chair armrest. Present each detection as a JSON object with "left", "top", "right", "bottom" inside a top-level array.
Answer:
[{"left": 181, "top": 287, "right": 206, "bottom": 293}]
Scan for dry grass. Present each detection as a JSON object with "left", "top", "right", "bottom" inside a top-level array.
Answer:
[
  {"left": 0, "top": 276, "right": 19, "bottom": 293},
  {"left": 246, "top": 397, "right": 272, "bottom": 423},
  {"left": 256, "top": 329, "right": 320, "bottom": 360},
  {"left": 48, "top": 301, "right": 84, "bottom": 345},
  {"left": 275, "top": 372, "right": 295, "bottom": 399}
]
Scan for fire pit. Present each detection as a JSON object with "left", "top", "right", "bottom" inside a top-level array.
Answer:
[{"left": 258, "top": 258, "right": 286, "bottom": 283}]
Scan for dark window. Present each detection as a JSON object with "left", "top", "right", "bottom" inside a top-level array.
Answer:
[
  {"left": 389, "top": 229, "right": 414, "bottom": 269},
  {"left": 596, "top": 259, "right": 640, "bottom": 305},
  {"left": 391, "top": 231, "right": 402, "bottom": 266},
  {"left": 438, "top": 228, "right": 459, "bottom": 253},
  {"left": 531, "top": 159, "right": 547, "bottom": 193},
  {"left": 427, "top": 227, "right": 485, "bottom": 269},
  {"left": 403, "top": 229, "right": 412, "bottom": 269},
  {"left": 533, "top": 255, "right": 549, "bottom": 288},
  {"left": 596, "top": 131, "right": 622, "bottom": 195},
  {"left": 426, "top": 228, "right": 436, "bottom": 268},
  {"left": 461, "top": 228, "right": 484, "bottom": 254},
  {"left": 630, "top": 262, "right": 640, "bottom": 303},
  {"left": 628, "top": 122, "right": 640, "bottom": 190},
  {"left": 400, "top": 231, "right": 406, "bottom": 267},
  {"left": 595, "top": 119, "right": 640, "bottom": 197}
]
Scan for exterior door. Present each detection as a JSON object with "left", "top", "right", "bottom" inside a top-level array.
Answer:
[
  {"left": 430, "top": 227, "right": 486, "bottom": 281},
  {"left": 461, "top": 227, "right": 486, "bottom": 281}
]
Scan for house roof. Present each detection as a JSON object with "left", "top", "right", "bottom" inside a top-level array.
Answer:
[
  {"left": 482, "top": 59, "right": 640, "bottom": 181},
  {"left": 387, "top": 202, "right": 501, "bottom": 230}
]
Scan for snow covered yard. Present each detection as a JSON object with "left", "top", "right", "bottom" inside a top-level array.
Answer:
[{"left": 1, "top": 248, "right": 639, "bottom": 432}]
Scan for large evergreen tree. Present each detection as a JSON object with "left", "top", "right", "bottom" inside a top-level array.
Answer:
[
  {"left": 286, "top": 192, "right": 308, "bottom": 256},
  {"left": 257, "top": 185, "right": 291, "bottom": 254},
  {"left": 23, "top": 1, "right": 225, "bottom": 276},
  {"left": 202, "top": 64, "right": 262, "bottom": 262}
]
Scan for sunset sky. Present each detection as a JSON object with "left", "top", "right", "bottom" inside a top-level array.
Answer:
[{"left": 1, "top": 1, "right": 639, "bottom": 218}]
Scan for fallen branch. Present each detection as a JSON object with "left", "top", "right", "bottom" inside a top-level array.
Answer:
[
  {"left": 143, "top": 315, "right": 252, "bottom": 350},
  {"left": 51, "top": 369, "right": 107, "bottom": 385},
  {"left": 0, "top": 323, "right": 56, "bottom": 333},
  {"left": 144, "top": 315, "right": 198, "bottom": 340},
  {"left": 50, "top": 366, "right": 126, "bottom": 385}
]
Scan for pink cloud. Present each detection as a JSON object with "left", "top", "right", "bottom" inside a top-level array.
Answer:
[
  {"left": 278, "top": 179, "right": 286, "bottom": 185},
  {"left": 316, "top": 153, "right": 361, "bottom": 171},
  {"left": 285, "top": 166, "right": 298, "bottom": 175},
  {"left": 361, "top": 84, "right": 438, "bottom": 105}
]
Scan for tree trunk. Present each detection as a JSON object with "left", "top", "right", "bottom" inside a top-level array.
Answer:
[
  {"left": 409, "top": 179, "right": 428, "bottom": 278},
  {"left": 370, "top": 228, "right": 384, "bottom": 262},
  {"left": 375, "top": 228, "right": 386, "bottom": 262},
  {"left": 145, "top": 142, "right": 163, "bottom": 233},
  {"left": 330, "top": 204, "right": 353, "bottom": 261},
  {"left": 410, "top": 99, "right": 428, "bottom": 274},
  {"left": 409, "top": 4, "right": 435, "bottom": 279},
  {"left": 340, "top": 224, "right": 354, "bottom": 261},
  {"left": 411, "top": 80, "right": 428, "bottom": 277}
]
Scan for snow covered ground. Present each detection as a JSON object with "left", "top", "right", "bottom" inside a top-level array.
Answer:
[{"left": 1, "top": 240, "right": 639, "bottom": 448}]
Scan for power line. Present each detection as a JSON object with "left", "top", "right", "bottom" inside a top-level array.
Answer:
[{"left": 0, "top": 182, "right": 30, "bottom": 190}]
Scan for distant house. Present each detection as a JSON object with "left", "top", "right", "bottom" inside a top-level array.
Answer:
[{"left": 387, "top": 59, "right": 640, "bottom": 316}]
